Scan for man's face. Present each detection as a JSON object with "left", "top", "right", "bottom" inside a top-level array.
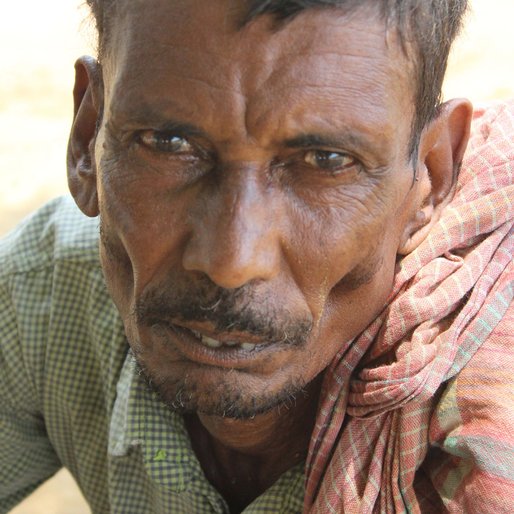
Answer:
[{"left": 94, "top": 0, "right": 420, "bottom": 418}]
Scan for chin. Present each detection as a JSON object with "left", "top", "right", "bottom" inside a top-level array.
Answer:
[{"left": 134, "top": 359, "right": 309, "bottom": 420}]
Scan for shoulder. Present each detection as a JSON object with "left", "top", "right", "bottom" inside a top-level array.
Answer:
[
  {"left": 428, "top": 302, "right": 514, "bottom": 512},
  {"left": 0, "top": 195, "right": 100, "bottom": 278},
  {"left": 0, "top": 197, "right": 125, "bottom": 410}
]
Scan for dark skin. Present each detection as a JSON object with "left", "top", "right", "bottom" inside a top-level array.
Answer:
[
  {"left": 67, "top": 1, "right": 472, "bottom": 511},
  {"left": 184, "top": 380, "right": 320, "bottom": 510}
]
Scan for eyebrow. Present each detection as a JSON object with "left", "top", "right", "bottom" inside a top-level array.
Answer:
[
  {"left": 110, "top": 100, "right": 209, "bottom": 139},
  {"left": 151, "top": 121, "right": 208, "bottom": 139},
  {"left": 284, "top": 132, "right": 373, "bottom": 152}
]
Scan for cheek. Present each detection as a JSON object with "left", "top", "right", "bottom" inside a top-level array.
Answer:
[
  {"left": 302, "top": 230, "right": 399, "bottom": 372},
  {"left": 98, "top": 218, "right": 135, "bottom": 322},
  {"left": 288, "top": 183, "right": 397, "bottom": 296},
  {"left": 97, "top": 157, "right": 194, "bottom": 294}
]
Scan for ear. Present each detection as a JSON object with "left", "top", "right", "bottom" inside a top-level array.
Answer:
[
  {"left": 398, "top": 98, "right": 473, "bottom": 255},
  {"left": 67, "top": 56, "right": 103, "bottom": 217}
]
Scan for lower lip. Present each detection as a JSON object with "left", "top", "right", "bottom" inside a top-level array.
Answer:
[{"left": 155, "top": 323, "right": 283, "bottom": 369}]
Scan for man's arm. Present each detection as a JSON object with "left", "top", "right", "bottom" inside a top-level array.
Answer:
[{"left": 0, "top": 282, "right": 61, "bottom": 513}]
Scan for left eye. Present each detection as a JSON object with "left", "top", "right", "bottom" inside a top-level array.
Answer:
[
  {"left": 304, "top": 150, "right": 356, "bottom": 173},
  {"left": 139, "top": 131, "right": 193, "bottom": 154}
]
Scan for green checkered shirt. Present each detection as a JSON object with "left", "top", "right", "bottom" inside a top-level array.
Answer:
[{"left": 0, "top": 196, "right": 305, "bottom": 514}]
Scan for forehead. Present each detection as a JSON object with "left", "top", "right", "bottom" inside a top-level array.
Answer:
[{"left": 104, "top": 0, "right": 413, "bottom": 153}]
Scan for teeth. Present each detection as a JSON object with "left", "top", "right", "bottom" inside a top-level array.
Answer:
[
  {"left": 188, "top": 328, "right": 258, "bottom": 350},
  {"left": 201, "top": 335, "right": 223, "bottom": 348}
]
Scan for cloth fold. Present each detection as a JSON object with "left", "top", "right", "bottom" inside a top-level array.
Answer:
[{"left": 304, "top": 101, "right": 514, "bottom": 513}]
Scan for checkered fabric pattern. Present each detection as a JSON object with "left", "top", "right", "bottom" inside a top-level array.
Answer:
[
  {"left": 304, "top": 102, "right": 514, "bottom": 513},
  {"left": 0, "top": 198, "right": 304, "bottom": 513}
]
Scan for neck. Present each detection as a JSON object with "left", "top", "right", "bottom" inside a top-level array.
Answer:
[
  {"left": 199, "top": 399, "right": 313, "bottom": 458},
  {"left": 185, "top": 377, "right": 322, "bottom": 512}
]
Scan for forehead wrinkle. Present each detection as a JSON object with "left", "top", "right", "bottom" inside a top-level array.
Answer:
[
  {"left": 104, "top": 3, "right": 244, "bottom": 98},
  {"left": 243, "top": 61, "right": 395, "bottom": 151},
  {"left": 245, "top": 94, "right": 393, "bottom": 154},
  {"left": 109, "top": 40, "right": 246, "bottom": 99},
  {"left": 237, "top": 11, "right": 392, "bottom": 95},
  {"left": 110, "top": 73, "right": 246, "bottom": 117},
  {"left": 107, "top": 73, "right": 250, "bottom": 146},
  {"left": 235, "top": 10, "right": 408, "bottom": 148}
]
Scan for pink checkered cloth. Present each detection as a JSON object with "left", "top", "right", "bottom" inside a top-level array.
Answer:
[{"left": 304, "top": 101, "right": 514, "bottom": 513}]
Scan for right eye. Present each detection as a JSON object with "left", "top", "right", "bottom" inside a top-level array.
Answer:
[{"left": 138, "top": 131, "right": 193, "bottom": 154}]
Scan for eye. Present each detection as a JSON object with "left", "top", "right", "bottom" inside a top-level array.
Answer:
[
  {"left": 139, "top": 131, "right": 193, "bottom": 154},
  {"left": 304, "top": 150, "right": 357, "bottom": 173}
]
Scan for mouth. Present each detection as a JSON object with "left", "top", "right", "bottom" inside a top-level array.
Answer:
[
  {"left": 153, "top": 321, "right": 285, "bottom": 369},
  {"left": 189, "top": 328, "right": 262, "bottom": 351}
]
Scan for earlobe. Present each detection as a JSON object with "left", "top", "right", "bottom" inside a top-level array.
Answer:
[
  {"left": 398, "top": 98, "right": 473, "bottom": 255},
  {"left": 67, "top": 56, "right": 103, "bottom": 217}
]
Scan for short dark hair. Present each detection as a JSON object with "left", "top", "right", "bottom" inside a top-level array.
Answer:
[{"left": 85, "top": 0, "right": 468, "bottom": 157}]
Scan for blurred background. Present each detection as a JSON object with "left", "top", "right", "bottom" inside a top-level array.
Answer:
[{"left": 1, "top": 0, "right": 513, "bottom": 512}]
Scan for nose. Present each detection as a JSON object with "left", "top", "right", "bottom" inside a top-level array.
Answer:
[{"left": 182, "top": 166, "right": 281, "bottom": 289}]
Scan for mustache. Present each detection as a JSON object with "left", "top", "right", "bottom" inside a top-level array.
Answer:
[{"left": 134, "top": 278, "right": 313, "bottom": 346}]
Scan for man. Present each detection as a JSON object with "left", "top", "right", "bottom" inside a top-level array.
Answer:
[{"left": 1, "top": 0, "right": 513, "bottom": 512}]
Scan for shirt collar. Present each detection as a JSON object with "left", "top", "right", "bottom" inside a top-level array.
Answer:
[{"left": 108, "top": 351, "right": 206, "bottom": 493}]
